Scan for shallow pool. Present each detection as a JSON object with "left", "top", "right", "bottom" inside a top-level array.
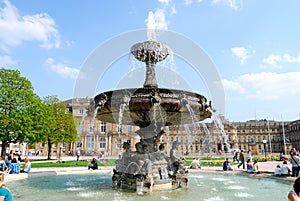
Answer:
[{"left": 8, "top": 173, "right": 291, "bottom": 201}]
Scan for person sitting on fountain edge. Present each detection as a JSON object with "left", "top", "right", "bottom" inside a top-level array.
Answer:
[
  {"left": 189, "top": 158, "right": 201, "bottom": 169},
  {"left": 223, "top": 158, "right": 233, "bottom": 171},
  {"left": 88, "top": 158, "right": 98, "bottom": 170}
]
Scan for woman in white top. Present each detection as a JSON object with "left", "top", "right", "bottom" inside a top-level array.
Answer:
[
  {"left": 274, "top": 164, "right": 281, "bottom": 176},
  {"left": 281, "top": 160, "right": 291, "bottom": 176},
  {"left": 247, "top": 150, "right": 252, "bottom": 162},
  {"left": 288, "top": 177, "right": 300, "bottom": 201}
]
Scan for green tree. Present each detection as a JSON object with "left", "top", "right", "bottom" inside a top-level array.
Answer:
[
  {"left": 42, "top": 96, "right": 77, "bottom": 159},
  {"left": 0, "top": 68, "right": 43, "bottom": 158}
]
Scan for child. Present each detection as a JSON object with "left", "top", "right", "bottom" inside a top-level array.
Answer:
[
  {"left": 246, "top": 159, "right": 253, "bottom": 173},
  {"left": 274, "top": 164, "right": 281, "bottom": 176}
]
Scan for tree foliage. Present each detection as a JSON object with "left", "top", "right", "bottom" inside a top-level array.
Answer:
[
  {"left": 0, "top": 68, "right": 43, "bottom": 157},
  {"left": 41, "top": 96, "right": 77, "bottom": 159}
]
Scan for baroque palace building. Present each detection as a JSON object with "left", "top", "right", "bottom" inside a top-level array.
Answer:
[{"left": 11, "top": 98, "right": 297, "bottom": 157}]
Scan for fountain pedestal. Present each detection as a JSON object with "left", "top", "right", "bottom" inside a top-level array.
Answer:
[{"left": 112, "top": 139, "right": 187, "bottom": 192}]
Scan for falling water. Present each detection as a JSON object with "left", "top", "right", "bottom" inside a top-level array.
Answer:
[
  {"left": 90, "top": 106, "right": 100, "bottom": 131},
  {"left": 207, "top": 108, "right": 231, "bottom": 153},
  {"left": 165, "top": 126, "right": 170, "bottom": 155},
  {"left": 184, "top": 100, "right": 230, "bottom": 155},
  {"left": 185, "top": 103, "right": 198, "bottom": 132},
  {"left": 183, "top": 124, "right": 193, "bottom": 144},
  {"left": 198, "top": 121, "right": 214, "bottom": 154},
  {"left": 118, "top": 103, "right": 126, "bottom": 133},
  {"left": 153, "top": 102, "right": 166, "bottom": 134},
  {"left": 153, "top": 103, "right": 158, "bottom": 133},
  {"left": 117, "top": 95, "right": 131, "bottom": 155},
  {"left": 78, "top": 111, "right": 87, "bottom": 135}
]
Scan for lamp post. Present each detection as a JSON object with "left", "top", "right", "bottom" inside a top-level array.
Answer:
[{"left": 263, "top": 139, "right": 267, "bottom": 161}]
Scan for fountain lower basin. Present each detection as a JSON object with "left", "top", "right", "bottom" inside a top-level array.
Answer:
[{"left": 8, "top": 172, "right": 291, "bottom": 200}]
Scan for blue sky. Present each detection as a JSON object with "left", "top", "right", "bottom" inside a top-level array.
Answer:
[{"left": 0, "top": 0, "right": 300, "bottom": 122}]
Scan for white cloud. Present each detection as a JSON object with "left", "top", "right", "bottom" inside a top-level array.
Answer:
[
  {"left": 263, "top": 53, "right": 300, "bottom": 69},
  {"left": 44, "top": 58, "right": 79, "bottom": 79},
  {"left": 222, "top": 72, "right": 300, "bottom": 100},
  {"left": 212, "top": 0, "right": 242, "bottom": 10},
  {"left": 222, "top": 79, "right": 245, "bottom": 93},
  {"left": 184, "top": 0, "right": 193, "bottom": 6},
  {"left": 231, "top": 47, "right": 250, "bottom": 64},
  {"left": 170, "top": 5, "right": 177, "bottom": 15},
  {"left": 158, "top": 0, "right": 170, "bottom": 5},
  {"left": 0, "top": 55, "right": 17, "bottom": 67},
  {"left": 0, "top": 0, "right": 60, "bottom": 49}
]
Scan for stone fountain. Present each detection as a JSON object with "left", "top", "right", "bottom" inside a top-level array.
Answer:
[{"left": 94, "top": 40, "right": 212, "bottom": 193}]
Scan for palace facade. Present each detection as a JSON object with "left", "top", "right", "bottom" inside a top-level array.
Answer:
[{"left": 10, "top": 98, "right": 297, "bottom": 157}]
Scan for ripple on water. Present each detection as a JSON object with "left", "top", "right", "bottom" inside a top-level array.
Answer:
[
  {"left": 226, "top": 185, "right": 245, "bottom": 190},
  {"left": 189, "top": 175, "right": 204, "bottom": 179},
  {"left": 203, "top": 196, "right": 224, "bottom": 201},
  {"left": 65, "top": 181, "right": 75, "bottom": 186},
  {"left": 234, "top": 192, "right": 254, "bottom": 198},
  {"left": 212, "top": 178, "right": 229, "bottom": 182},
  {"left": 77, "top": 191, "right": 105, "bottom": 198},
  {"left": 66, "top": 187, "right": 86, "bottom": 191},
  {"left": 160, "top": 195, "right": 169, "bottom": 200}
]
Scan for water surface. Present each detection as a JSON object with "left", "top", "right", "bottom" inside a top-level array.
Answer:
[{"left": 8, "top": 173, "right": 291, "bottom": 201}]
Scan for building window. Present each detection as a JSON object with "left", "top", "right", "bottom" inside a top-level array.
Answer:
[
  {"left": 79, "top": 109, "right": 84, "bottom": 114},
  {"left": 99, "top": 137, "right": 106, "bottom": 149},
  {"left": 100, "top": 122, "right": 106, "bottom": 133},
  {"left": 87, "top": 136, "right": 94, "bottom": 149},
  {"left": 117, "top": 139, "right": 122, "bottom": 149},
  {"left": 90, "top": 122, "right": 94, "bottom": 133},
  {"left": 118, "top": 125, "right": 122, "bottom": 133}
]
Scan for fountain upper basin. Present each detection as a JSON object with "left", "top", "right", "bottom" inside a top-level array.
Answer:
[{"left": 95, "top": 87, "right": 212, "bottom": 127}]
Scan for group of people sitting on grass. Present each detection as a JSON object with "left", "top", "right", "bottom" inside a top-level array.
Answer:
[{"left": 0, "top": 153, "right": 31, "bottom": 174}]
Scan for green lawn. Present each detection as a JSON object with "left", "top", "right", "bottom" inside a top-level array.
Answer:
[{"left": 30, "top": 159, "right": 116, "bottom": 168}]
